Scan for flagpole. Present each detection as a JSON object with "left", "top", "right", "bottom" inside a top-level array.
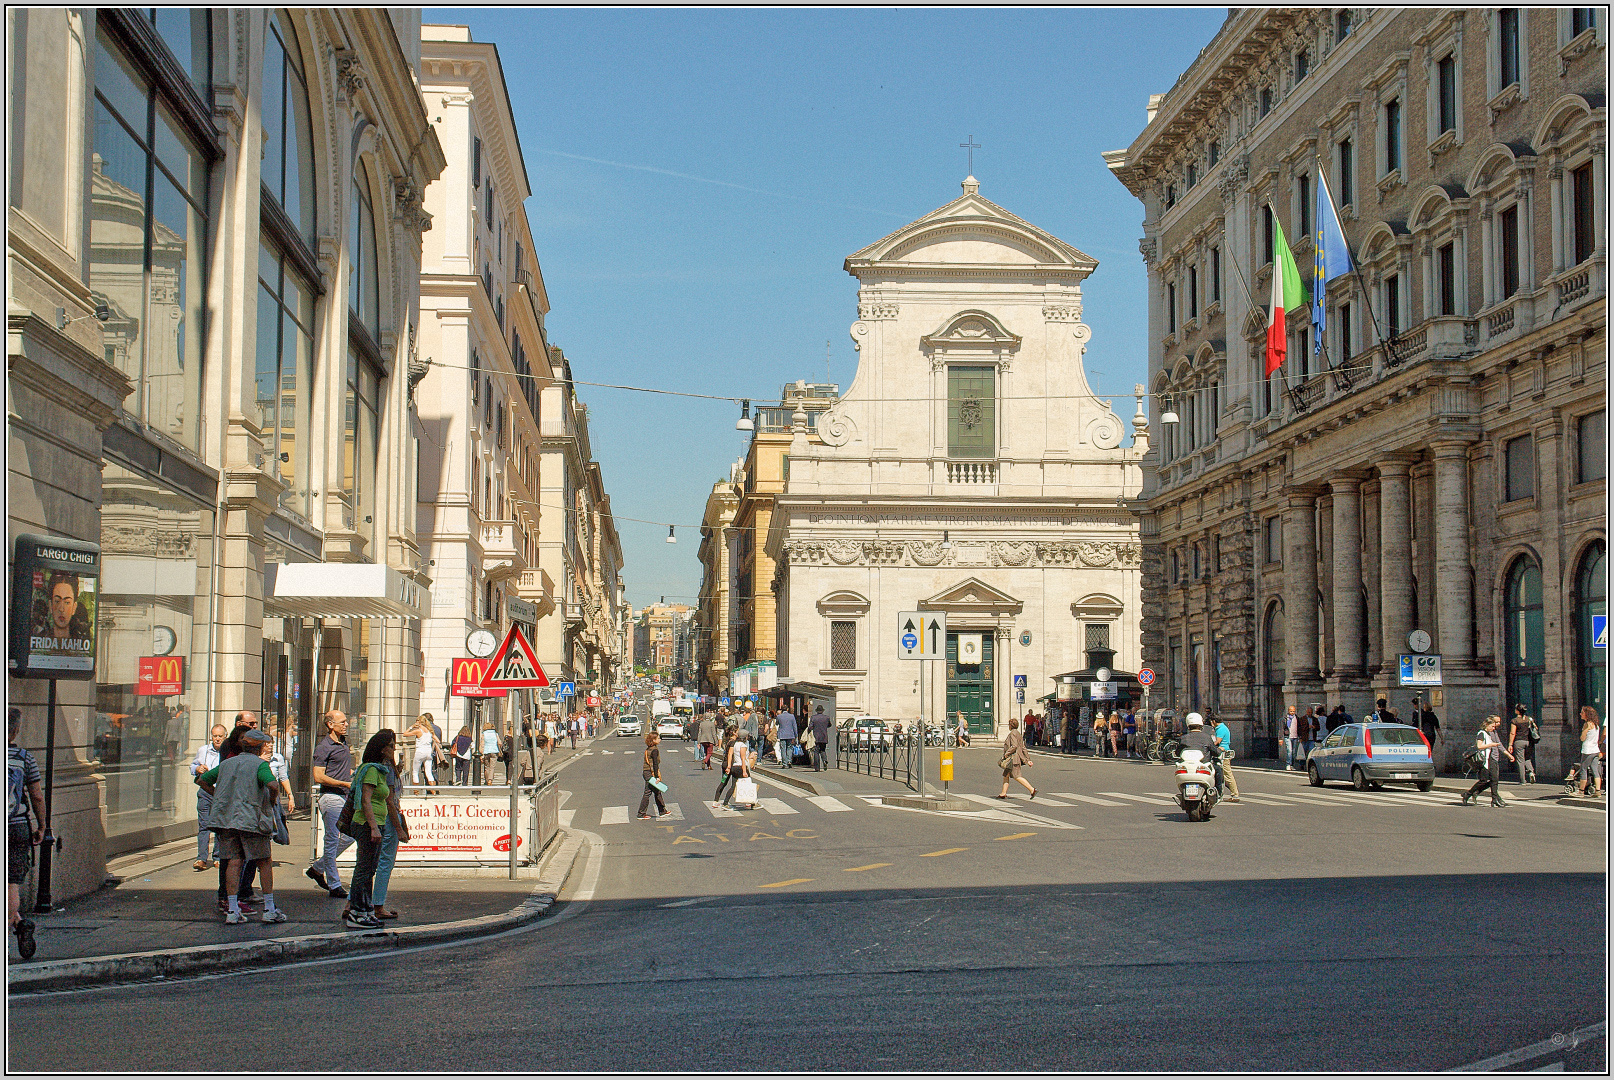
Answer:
[{"left": 1264, "top": 201, "right": 1297, "bottom": 404}]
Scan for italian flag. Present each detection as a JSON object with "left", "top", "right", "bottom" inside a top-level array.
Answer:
[{"left": 1265, "top": 213, "right": 1310, "bottom": 376}]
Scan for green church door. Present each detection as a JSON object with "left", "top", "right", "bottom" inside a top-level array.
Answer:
[{"left": 945, "top": 631, "right": 995, "bottom": 735}]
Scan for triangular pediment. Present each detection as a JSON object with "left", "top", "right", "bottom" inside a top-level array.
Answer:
[
  {"left": 844, "top": 181, "right": 1097, "bottom": 278},
  {"left": 920, "top": 576, "right": 1024, "bottom": 614}
]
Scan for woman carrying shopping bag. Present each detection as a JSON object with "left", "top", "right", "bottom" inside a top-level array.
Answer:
[
  {"left": 716, "top": 731, "right": 753, "bottom": 809},
  {"left": 638, "top": 732, "right": 669, "bottom": 819}
]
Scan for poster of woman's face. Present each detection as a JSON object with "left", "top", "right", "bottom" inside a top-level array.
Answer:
[{"left": 27, "top": 569, "right": 97, "bottom": 671}]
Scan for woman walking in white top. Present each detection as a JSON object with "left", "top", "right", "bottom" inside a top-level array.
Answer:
[{"left": 408, "top": 714, "right": 442, "bottom": 794}]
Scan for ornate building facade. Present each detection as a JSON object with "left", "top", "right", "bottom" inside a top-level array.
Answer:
[
  {"left": 767, "top": 179, "right": 1146, "bottom": 734},
  {"left": 1108, "top": 8, "right": 1605, "bottom": 772}
]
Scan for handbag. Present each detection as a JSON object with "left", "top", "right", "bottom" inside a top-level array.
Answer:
[
  {"left": 270, "top": 801, "right": 290, "bottom": 846},
  {"left": 999, "top": 754, "right": 1014, "bottom": 769},
  {"left": 336, "top": 762, "right": 378, "bottom": 840},
  {"left": 733, "top": 777, "right": 758, "bottom": 805},
  {"left": 1463, "top": 748, "right": 1489, "bottom": 771},
  {"left": 1529, "top": 720, "right": 1541, "bottom": 741}
]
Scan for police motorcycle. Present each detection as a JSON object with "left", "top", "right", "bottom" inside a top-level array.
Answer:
[{"left": 1171, "top": 712, "right": 1221, "bottom": 822}]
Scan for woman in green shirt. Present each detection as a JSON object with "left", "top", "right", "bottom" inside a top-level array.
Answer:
[{"left": 345, "top": 729, "right": 409, "bottom": 929}]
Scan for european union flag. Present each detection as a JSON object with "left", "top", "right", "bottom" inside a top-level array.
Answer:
[{"left": 1313, "top": 172, "right": 1354, "bottom": 355}]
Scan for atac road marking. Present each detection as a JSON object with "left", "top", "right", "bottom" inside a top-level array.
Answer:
[
  {"left": 758, "top": 878, "right": 813, "bottom": 889},
  {"left": 844, "top": 863, "right": 891, "bottom": 872},
  {"left": 918, "top": 847, "right": 968, "bottom": 857}
]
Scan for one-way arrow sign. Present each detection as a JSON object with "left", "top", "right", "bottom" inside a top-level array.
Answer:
[
  {"left": 479, "top": 623, "right": 551, "bottom": 689},
  {"left": 898, "top": 610, "right": 945, "bottom": 660}
]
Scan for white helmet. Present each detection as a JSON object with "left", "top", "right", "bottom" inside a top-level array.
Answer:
[{"left": 1185, "top": 711, "right": 1205, "bottom": 728}]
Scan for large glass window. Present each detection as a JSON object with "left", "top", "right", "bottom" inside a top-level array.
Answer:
[
  {"left": 1504, "top": 556, "right": 1544, "bottom": 722},
  {"left": 1437, "top": 54, "right": 1457, "bottom": 135},
  {"left": 947, "top": 365, "right": 996, "bottom": 459},
  {"left": 349, "top": 160, "right": 380, "bottom": 341},
  {"left": 1504, "top": 434, "right": 1534, "bottom": 502},
  {"left": 1438, "top": 242, "right": 1456, "bottom": 315},
  {"left": 343, "top": 349, "right": 381, "bottom": 549},
  {"left": 1575, "top": 541, "right": 1607, "bottom": 724},
  {"left": 90, "top": 26, "right": 209, "bottom": 451},
  {"left": 257, "top": 235, "right": 316, "bottom": 517},
  {"left": 1578, "top": 411, "right": 1606, "bottom": 483},
  {"left": 1385, "top": 98, "right": 1402, "bottom": 173},
  {"left": 263, "top": 12, "right": 316, "bottom": 249},
  {"left": 145, "top": 8, "right": 211, "bottom": 101},
  {"left": 1498, "top": 9, "right": 1520, "bottom": 88}
]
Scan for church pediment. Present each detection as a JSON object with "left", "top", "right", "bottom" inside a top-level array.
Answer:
[
  {"left": 920, "top": 577, "right": 1024, "bottom": 615},
  {"left": 921, "top": 310, "right": 1021, "bottom": 351},
  {"left": 844, "top": 180, "right": 1097, "bottom": 278}
]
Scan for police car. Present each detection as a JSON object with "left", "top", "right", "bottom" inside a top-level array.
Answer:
[{"left": 1305, "top": 723, "right": 1435, "bottom": 792}]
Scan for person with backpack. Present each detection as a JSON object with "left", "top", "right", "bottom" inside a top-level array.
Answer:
[{"left": 9, "top": 709, "right": 46, "bottom": 959}]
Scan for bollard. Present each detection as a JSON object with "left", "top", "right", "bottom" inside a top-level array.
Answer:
[{"left": 940, "top": 750, "right": 953, "bottom": 794}]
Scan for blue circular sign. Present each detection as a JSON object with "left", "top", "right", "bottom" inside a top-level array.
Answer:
[{"left": 901, "top": 632, "right": 918, "bottom": 649}]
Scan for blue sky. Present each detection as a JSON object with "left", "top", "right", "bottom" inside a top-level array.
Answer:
[{"left": 426, "top": 6, "right": 1228, "bottom": 610}]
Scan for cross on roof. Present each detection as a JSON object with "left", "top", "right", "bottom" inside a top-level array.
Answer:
[{"left": 960, "top": 135, "right": 981, "bottom": 176}]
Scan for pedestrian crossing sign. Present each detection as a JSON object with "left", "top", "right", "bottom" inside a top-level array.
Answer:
[
  {"left": 478, "top": 623, "right": 551, "bottom": 689},
  {"left": 1594, "top": 614, "right": 1607, "bottom": 649}
]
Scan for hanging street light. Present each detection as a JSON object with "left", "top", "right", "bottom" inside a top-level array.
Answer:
[{"left": 735, "top": 400, "right": 754, "bottom": 431}]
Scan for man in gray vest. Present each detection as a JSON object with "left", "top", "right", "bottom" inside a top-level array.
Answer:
[{"left": 198, "top": 728, "right": 283, "bottom": 924}]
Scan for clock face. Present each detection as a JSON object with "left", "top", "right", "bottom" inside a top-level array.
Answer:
[
  {"left": 1408, "top": 630, "right": 1432, "bottom": 654},
  {"left": 153, "top": 626, "right": 177, "bottom": 656},
  {"left": 467, "top": 629, "right": 498, "bottom": 657}
]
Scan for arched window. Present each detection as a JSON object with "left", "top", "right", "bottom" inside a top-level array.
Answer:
[
  {"left": 1264, "top": 601, "right": 1286, "bottom": 684},
  {"left": 349, "top": 160, "right": 380, "bottom": 340},
  {"left": 264, "top": 12, "right": 316, "bottom": 248},
  {"left": 1575, "top": 541, "right": 1607, "bottom": 722},
  {"left": 1504, "top": 556, "right": 1545, "bottom": 721},
  {"left": 344, "top": 159, "right": 383, "bottom": 551}
]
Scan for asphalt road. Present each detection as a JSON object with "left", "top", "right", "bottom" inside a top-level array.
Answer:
[{"left": 9, "top": 733, "right": 1606, "bottom": 1072}]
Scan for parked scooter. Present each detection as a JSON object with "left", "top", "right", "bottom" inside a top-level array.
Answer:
[{"left": 1174, "top": 746, "right": 1221, "bottom": 822}]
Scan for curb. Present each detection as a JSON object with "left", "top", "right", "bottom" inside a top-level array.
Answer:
[
  {"left": 7, "top": 830, "right": 586, "bottom": 995},
  {"left": 752, "top": 766, "right": 842, "bottom": 796},
  {"left": 880, "top": 793, "right": 979, "bottom": 812}
]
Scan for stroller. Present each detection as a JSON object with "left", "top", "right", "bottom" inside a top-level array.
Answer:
[{"left": 1563, "top": 760, "right": 1599, "bottom": 796}]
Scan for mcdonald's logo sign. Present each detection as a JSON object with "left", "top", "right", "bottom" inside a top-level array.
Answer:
[
  {"left": 450, "top": 658, "right": 507, "bottom": 698},
  {"left": 137, "top": 656, "right": 185, "bottom": 696}
]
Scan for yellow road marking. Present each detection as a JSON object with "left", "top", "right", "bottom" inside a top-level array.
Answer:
[
  {"left": 759, "top": 878, "right": 813, "bottom": 888},
  {"left": 994, "top": 832, "right": 1036, "bottom": 841},
  {"left": 844, "top": 863, "right": 892, "bottom": 872},
  {"left": 919, "top": 847, "right": 968, "bottom": 857}
]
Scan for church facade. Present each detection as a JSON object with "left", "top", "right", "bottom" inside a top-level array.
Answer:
[{"left": 766, "top": 179, "right": 1146, "bottom": 735}]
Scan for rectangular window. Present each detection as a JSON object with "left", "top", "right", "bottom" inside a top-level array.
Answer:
[
  {"left": 1338, "top": 137, "right": 1354, "bottom": 207},
  {"left": 1504, "top": 434, "right": 1535, "bottom": 501},
  {"left": 485, "top": 182, "right": 494, "bottom": 224},
  {"left": 1337, "top": 10, "right": 1352, "bottom": 40},
  {"left": 1340, "top": 301, "right": 1352, "bottom": 360},
  {"left": 256, "top": 235, "right": 315, "bottom": 517},
  {"left": 1298, "top": 173, "right": 1311, "bottom": 236},
  {"left": 1296, "top": 48, "right": 1310, "bottom": 81},
  {"left": 472, "top": 136, "right": 482, "bottom": 188},
  {"left": 1166, "top": 183, "right": 1177, "bottom": 208},
  {"left": 1386, "top": 273, "right": 1402, "bottom": 337},
  {"left": 1572, "top": 8, "right": 1596, "bottom": 36},
  {"left": 1386, "top": 98, "right": 1402, "bottom": 172},
  {"left": 1188, "top": 266, "right": 1199, "bottom": 318},
  {"left": 1499, "top": 9, "right": 1520, "bottom": 88},
  {"left": 1210, "top": 381, "right": 1220, "bottom": 429},
  {"left": 1210, "top": 247, "right": 1221, "bottom": 304},
  {"left": 1192, "top": 545, "right": 1202, "bottom": 579},
  {"left": 1171, "top": 549, "right": 1180, "bottom": 582},
  {"left": 829, "top": 621, "right": 857, "bottom": 670},
  {"left": 1168, "top": 282, "right": 1177, "bottom": 332},
  {"left": 1438, "top": 242, "right": 1456, "bottom": 314},
  {"left": 1085, "top": 623, "right": 1111, "bottom": 652},
  {"left": 1438, "top": 54, "right": 1457, "bottom": 134},
  {"left": 1265, "top": 515, "right": 1283, "bottom": 563},
  {"left": 1209, "top": 141, "right": 1219, "bottom": 166},
  {"left": 1261, "top": 86, "right": 1273, "bottom": 117},
  {"left": 1500, "top": 204, "right": 1520, "bottom": 298},
  {"left": 343, "top": 348, "right": 381, "bottom": 547},
  {"left": 1578, "top": 411, "right": 1606, "bottom": 483},
  {"left": 1187, "top": 162, "right": 1198, "bottom": 189},
  {"left": 1572, "top": 163, "right": 1594, "bottom": 265},
  {"left": 1263, "top": 205, "right": 1274, "bottom": 264},
  {"left": 947, "top": 365, "right": 996, "bottom": 458}
]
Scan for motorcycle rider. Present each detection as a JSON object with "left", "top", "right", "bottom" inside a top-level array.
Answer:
[{"left": 1178, "top": 712, "right": 1220, "bottom": 772}]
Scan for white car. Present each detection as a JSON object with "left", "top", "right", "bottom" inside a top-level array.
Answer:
[
  {"left": 617, "top": 715, "right": 643, "bottom": 737},
  {"left": 656, "top": 718, "right": 684, "bottom": 740}
]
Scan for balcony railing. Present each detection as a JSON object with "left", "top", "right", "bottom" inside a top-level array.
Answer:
[
  {"left": 1557, "top": 266, "right": 1592, "bottom": 306},
  {"left": 1486, "top": 304, "right": 1515, "bottom": 339},
  {"left": 946, "top": 460, "right": 997, "bottom": 484}
]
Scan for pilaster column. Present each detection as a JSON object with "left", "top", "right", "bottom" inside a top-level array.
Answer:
[
  {"left": 1318, "top": 492, "right": 1336, "bottom": 676},
  {"left": 1378, "top": 458, "right": 1415, "bottom": 670},
  {"left": 1431, "top": 441, "right": 1475, "bottom": 662},
  {"left": 1330, "top": 477, "right": 1366, "bottom": 676},
  {"left": 1283, "top": 490, "right": 1321, "bottom": 684},
  {"left": 1362, "top": 479, "right": 1383, "bottom": 672}
]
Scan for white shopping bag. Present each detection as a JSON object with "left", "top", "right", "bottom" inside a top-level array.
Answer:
[{"left": 734, "top": 777, "right": 758, "bottom": 806}]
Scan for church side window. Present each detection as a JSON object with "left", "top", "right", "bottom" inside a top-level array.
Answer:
[
  {"left": 947, "top": 366, "right": 996, "bottom": 459},
  {"left": 829, "top": 621, "right": 857, "bottom": 670}
]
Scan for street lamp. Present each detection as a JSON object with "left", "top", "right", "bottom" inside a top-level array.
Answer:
[
  {"left": 735, "top": 400, "right": 754, "bottom": 431},
  {"left": 1160, "top": 394, "right": 1180, "bottom": 426},
  {"left": 666, "top": 525, "right": 676, "bottom": 544}
]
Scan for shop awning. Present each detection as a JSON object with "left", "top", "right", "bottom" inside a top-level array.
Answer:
[
  {"left": 761, "top": 680, "right": 839, "bottom": 700},
  {"left": 264, "top": 562, "right": 427, "bottom": 620}
]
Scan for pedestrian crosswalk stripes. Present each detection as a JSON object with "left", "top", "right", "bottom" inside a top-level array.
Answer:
[
  {"left": 1052, "top": 792, "right": 1127, "bottom": 807},
  {"left": 757, "top": 798, "right": 797, "bottom": 815},
  {"left": 806, "top": 795, "right": 854, "bottom": 812},
  {"left": 1097, "top": 791, "right": 1176, "bottom": 805},
  {"left": 600, "top": 806, "right": 629, "bottom": 825}
]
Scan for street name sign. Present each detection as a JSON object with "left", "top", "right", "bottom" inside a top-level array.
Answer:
[
  {"left": 478, "top": 623, "right": 551, "bottom": 689},
  {"left": 897, "top": 610, "right": 945, "bottom": 660}
]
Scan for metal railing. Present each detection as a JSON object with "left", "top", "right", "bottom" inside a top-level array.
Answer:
[{"left": 834, "top": 728, "right": 918, "bottom": 790}]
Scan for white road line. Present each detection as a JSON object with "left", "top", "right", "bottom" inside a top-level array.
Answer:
[
  {"left": 1052, "top": 792, "right": 1128, "bottom": 807},
  {"left": 806, "top": 795, "right": 854, "bottom": 812},
  {"left": 704, "top": 800, "right": 745, "bottom": 817},
  {"left": 757, "top": 797, "right": 798, "bottom": 815},
  {"left": 658, "top": 896, "right": 718, "bottom": 908},
  {"left": 1097, "top": 791, "right": 1176, "bottom": 805},
  {"left": 599, "top": 806, "right": 629, "bottom": 825},
  {"left": 1514, "top": 799, "right": 1607, "bottom": 814},
  {"left": 657, "top": 802, "right": 684, "bottom": 821},
  {"left": 559, "top": 808, "right": 576, "bottom": 828},
  {"left": 948, "top": 792, "right": 1086, "bottom": 829},
  {"left": 1447, "top": 1020, "right": 1606, "bottom": 1072}
]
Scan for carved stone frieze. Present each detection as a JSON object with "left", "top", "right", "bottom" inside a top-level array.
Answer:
[
  {"left": 782, "top": 538, "right": 1141, "bottom": 569},
  {"left": 1138, "top": 236, "right": 1158, "bottom": 269},
  {"left": 908, "top": 540, "right": 949, "bottom": 566},
  {"left": 857, "top": 301, "right": 899, "bottom": 320},
  {"left": 392, "top": 173, "right": 433, "bottom": 237},
  {"left": 1043, "top": 305, "right": 1082, "bottom": 322},
  {"left": 335, "top": 50, "right": 364, "bottom": 101},
  {"left": 992, "top": 541, "right": 1034, "bottom": 566}
]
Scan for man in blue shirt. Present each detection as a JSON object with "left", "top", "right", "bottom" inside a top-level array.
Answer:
[
  {"left": 775, "top": 708, "right": 798, "bottom": 768},
  {"left": 1212, "top": 713, "right": 1241, "bottom": 803}
]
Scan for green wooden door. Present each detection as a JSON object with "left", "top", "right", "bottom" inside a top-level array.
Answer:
[{"left": 946, "top": 631, "right": 995, "bottom": 735}]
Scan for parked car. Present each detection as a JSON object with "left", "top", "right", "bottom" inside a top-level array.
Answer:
[
  {"left": 837, "top": 716, "right": 893, "bottom": 751},
  {"left": 1306, "top": 723, "right": 1435, "bottom": 791},
  {"left": 617, "top": 715, "right": 643, "bottom": 738}
]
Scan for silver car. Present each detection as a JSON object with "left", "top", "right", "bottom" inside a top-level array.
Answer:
[{"left": 1306, "top": 723, "right": 1435, "bottom": 791}]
